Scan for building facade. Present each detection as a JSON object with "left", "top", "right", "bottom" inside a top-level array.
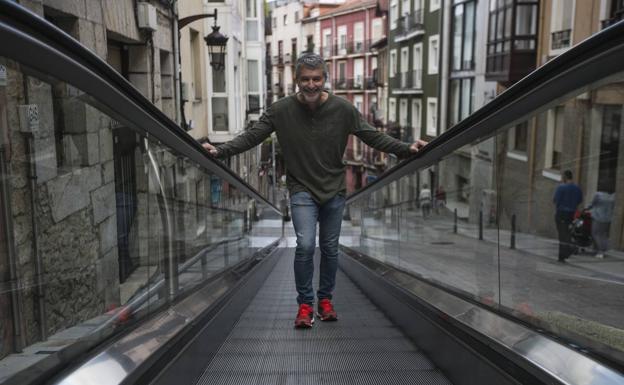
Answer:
[
  {"left": 320, "top": 0, "right": 386, "bottom": 192},
  {"left": 0, "top": 0, "right": 177, "bottom": 360}
]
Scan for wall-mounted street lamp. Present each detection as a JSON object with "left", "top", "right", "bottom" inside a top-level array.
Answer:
[
  {"left": 204, "top": 25, "right": 228, "bottom": 71},
  {"left": 179, "top": 8, "right": 229, "bottom": 71}
]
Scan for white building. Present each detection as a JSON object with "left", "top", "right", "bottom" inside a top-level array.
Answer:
[{"left": 179, "top": 0, "right": 265, "bottom": 187}]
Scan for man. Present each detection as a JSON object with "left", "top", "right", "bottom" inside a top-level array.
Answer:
[
  {"left": 203, "top": 53, "right": 426, "bottom": 328},
  {"left": 553, "top": 170, "right": 583, "bottom": 262}
]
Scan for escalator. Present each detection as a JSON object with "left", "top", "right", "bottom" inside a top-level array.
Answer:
[{"left": 1, "top": 2, "right": 624, "bottom": 385}]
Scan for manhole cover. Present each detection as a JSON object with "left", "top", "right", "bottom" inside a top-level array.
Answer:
[{"left": 430, "top": 241, "right": 454, "bottom": 245}]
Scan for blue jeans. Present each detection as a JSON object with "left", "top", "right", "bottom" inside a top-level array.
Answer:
[{"left": 290, "top": 191, "right": 345, "bottom": 305}]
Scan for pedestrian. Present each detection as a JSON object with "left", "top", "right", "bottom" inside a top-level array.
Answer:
[
  {"left": 553, "top": 170, "right": 583, "bottom": 262},
  {"left": 419, "top": 184, "right": 432, "bottom": 218},
  {"left": 434, "top": 185, "right": 446, "bottom": 213},
  {"left": 590, "top": 188, "right": 615, "bottom": 259},
  {"left": 202, "top": 53, "right": 427, "bottom": 328}
]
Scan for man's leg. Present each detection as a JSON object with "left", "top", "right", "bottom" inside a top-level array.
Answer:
[
  {"left": 317, "top": 194, "right": 346, "bottom": 303},
  {"left": 290, "top": 192, "right": 319, "bottom": 306},
  {"left": 561, "top": 212, "right": 574, "bottom": 259}
]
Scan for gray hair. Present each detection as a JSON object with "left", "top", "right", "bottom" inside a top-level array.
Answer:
[{"left": 294, "top": 52, "right": 329, "bottom": 81}]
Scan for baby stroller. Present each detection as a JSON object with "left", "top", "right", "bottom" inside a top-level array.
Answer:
[{"left": 569, "top": 208, "right": 593, "bottom": 254}]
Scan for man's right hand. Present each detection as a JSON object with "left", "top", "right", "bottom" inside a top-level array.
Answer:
[{"left": 202, "top": 142, "right": 219, "bottom": 156}]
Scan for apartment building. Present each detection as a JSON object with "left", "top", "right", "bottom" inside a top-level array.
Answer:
[{"left": 320, "top": 0, "right": 385, "bottom": 192}]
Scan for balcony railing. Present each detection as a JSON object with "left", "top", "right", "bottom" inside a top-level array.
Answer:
[
  {"left": 332, "top": 40, "right": 373, "bottom": 57},
  {"left": 322, "top": 45, "right": 332, "bottom": 57},
  {"left": 396, "top": 10, "right": 424, "bottom": 38},
  {"left": 334, "top": 78, "right": 348, "bottom": 90},
  {"left": 551, "top": 29, "right": 571, "bottom": 50},
  {"left": 365, "top": 77, "right": 377, "bottom": 89},
  {"left": 333, "top": 77, "right": 369, "bottom": 91},
  {"left": 393, "top": 70, "right": 423, "bottom": 89}
]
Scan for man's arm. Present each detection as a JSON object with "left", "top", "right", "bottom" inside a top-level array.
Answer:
[
  {"left": 352, "top": 111, "right": 426, "bottom": 157},
  {"left": 553, "top": 185, "right": 561, "bottom": 204},
  {"left": 202, "top": 108, "right": 274, "bottom": 158}
]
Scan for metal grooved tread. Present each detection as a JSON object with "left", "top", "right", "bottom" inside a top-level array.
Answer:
[{"left": 195, "top": 248, "right": 453, "bottom": 385}]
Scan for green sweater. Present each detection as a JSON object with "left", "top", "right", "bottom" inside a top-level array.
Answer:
[{"left": 216, "top": 93, "right": 412, "bottom": 204}]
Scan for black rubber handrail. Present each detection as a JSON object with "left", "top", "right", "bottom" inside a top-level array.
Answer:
[
  {"left": 0, "top": 0, "right": 281, "bottom": 214},
  {"left": 346, "top": 19, "right": 624, "bottom": 204}
]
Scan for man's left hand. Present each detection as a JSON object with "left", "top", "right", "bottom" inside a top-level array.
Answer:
[{"left": 409, "top": 139, "right": 428, "bottom": 153}]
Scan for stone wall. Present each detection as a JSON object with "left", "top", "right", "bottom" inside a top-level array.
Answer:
[{"left": 0, "top": 0, "right": 177, "bottom": 360}]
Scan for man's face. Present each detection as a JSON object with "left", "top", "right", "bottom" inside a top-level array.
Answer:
[{"left": 296, "top": 67, "right": 325, "bottom": 104}]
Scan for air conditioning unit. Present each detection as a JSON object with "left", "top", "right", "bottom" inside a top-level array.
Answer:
[{"left": 137, "top": 2, "right": 158, "bottom": 31}]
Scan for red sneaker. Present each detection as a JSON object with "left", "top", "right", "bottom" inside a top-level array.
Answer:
[
  {"left": 294, "top": 303, "right": 315, "bottom": 328},
  {"left": 317, "top": 298, "right": 338, "bottom": 321}
]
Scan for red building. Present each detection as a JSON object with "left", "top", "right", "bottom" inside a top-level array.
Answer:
[{"left": 319, "top": 0, "right": 387, "bottom": 193}]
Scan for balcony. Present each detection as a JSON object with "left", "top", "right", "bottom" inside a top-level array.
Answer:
[
  {"left": 551, "top": 29, "right": 571, "bottom": 50},
  {"left": 486, "top": 41, "right": 536, "bottom": 84},
  {"left": 365, "top": 77, "right": 377, "bottom": 89},
  {"left": 353, "top": 76, "right": 365, "bottom": 90},
  {"left": 334, "top": 78, "right": 348, "bottom": 90},
  {"left": 332, "top": 40, "right": 372, "bottom": 57},
  {"left": 333, "top": 78, "right": 367, "bottom": 91},
  {"left": 396, "top": 10, "right": 424, "bottom": 40},
  {"left": 391, "top": 70, "right": 422, "bottom": 91}
]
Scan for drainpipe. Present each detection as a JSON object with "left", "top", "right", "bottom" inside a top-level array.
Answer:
[
  {"left": 25, "top": 135, "right": 47, "bottom": 341},
  {"left": 0, "top": 147, "right": 25, "bottom": 353},
  {"left": 171, "top": 0, "right": 181, "bottom": 125}
]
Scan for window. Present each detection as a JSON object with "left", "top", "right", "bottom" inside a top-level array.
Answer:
[
  {"left": 190, "top": 29, "right": 202, "bottom": 100},
  {"left": 391, "top": 0, "right": 399, "bottom": 29},
  {"left": 430, "top": 0, "right": 441, "bottom": 12},
  {"left": 323, "top": 29, "right": 332, "bottom": 57},
  {"left": 449, "top": 78, "right": 474, "bottom": 126},
  {"left": 400, "top": 47, "right": 409, "bottom": 88},
  {"left": 295, "top": 11, "right": 300, "bottom": 23},
  {"left": 428, "top": 35, "right": 439, "bottom": 74},
  {"left": 246, "top": 20, "right": 259, "bottom": 41},
  {"left": 283, "top": 14, "right": 287, "bottom": 26},
  {"left": 390, "top": 49, "right": 397, "bottom": 77},
  {"left": 354, "top": 22, "right": 364, "bottom": 52},
  {"left": 545, "top": 106, "right": 565, "bottom": 169},
  {"left": 246, "top": 0, "right": 257, "bottom": 18},
  {"left": 486, "top": 0, "right": 538, "bottom": 76},
  {"left": 212, "top": 54, "right": 226, "bottom": 92},
  {"left": 412, "top": 99, "right": 422, "bottom": 139},
  {"left": 247, "top": 60, "right": 260, "bottom": 113},
  {"left": 426, "top": 97, "right": 437, "bottom": 136},
  {"left": 402, "top": 0, "right": 411, "bottom": 15},
  {"left": 272, "top": 17, "right": 276, "bottom": 28},
  {"left": 354, "top": 59, "right": 364, "bottom": 88},
  {"left": 413, "top": 43, "right": 422, "bottom": 88},
  {"left": 212, "top": 97, "right": 228, "bottom": 131},
  {"left": 508, "top": 121, "right": 529, "bottom": 160},
  {"left": 550, "top": 0, "right": 574, "bottom": 51},
  {"left": 372, "top": 18, "right": 383, "bottom": 41},
  {"left": 451, "top": 0, "right": 476, "bottom": 71},
  {"left": 389, "top": 98, "right": 397, "bottom": 123},
  {"left": 400, "top": 99, "right": 408, "bottom": 127},
  {"left": 338, "top": 61, "right": 347, "bottom": 86},
  {"left": 354, "top": 95, "right": 364, "bottom": 113},
  {"left": 338, "top": 25, "right": 347, "bottom": 54}
]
